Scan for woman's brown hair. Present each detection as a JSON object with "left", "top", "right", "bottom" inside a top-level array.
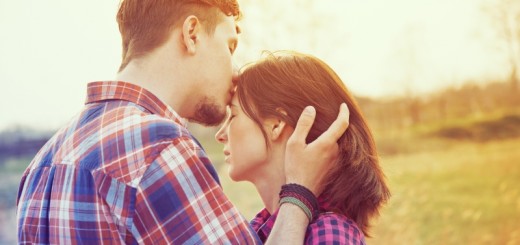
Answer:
[{"left": 236, "top": 51, "right": 390, "bottom": 236}]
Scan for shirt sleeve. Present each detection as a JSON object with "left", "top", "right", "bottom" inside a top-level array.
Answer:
[
  {"left": 305, "top": 214, "right": 366, "bottom": 245},
  {"left": 130, "top": 136, "right": 260, "bottom": 244}
]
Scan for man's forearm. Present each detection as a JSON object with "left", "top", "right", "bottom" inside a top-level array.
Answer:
[{"left": 265, "top": 203, "right": 309, "bottom": 245}]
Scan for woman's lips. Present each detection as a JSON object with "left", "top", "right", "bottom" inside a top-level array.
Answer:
[{"left": 223, "top": 150, "right": 230, "bottom": 164}]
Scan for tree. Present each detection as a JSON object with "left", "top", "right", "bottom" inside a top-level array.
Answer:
[{"left": 485, "top": 0, "right": 520, "bottom": 93}]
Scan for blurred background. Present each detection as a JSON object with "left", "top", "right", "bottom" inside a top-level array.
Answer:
[{"left": 1, "top": 0, "right": 519, "bottom": 244}]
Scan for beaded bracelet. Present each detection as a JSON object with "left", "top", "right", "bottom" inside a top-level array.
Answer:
[{"left": 279, "top": 183, "right": 319, "bottom": 222}]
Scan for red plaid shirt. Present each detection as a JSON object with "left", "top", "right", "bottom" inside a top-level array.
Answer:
[
  {"left": 250, "top": 199, "right": 366, "bottom": 244},
  {"left": 16, "top": 81, "right": 260, "bottom": 244}
]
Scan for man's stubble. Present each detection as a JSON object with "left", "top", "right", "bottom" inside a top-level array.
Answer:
[{"left": 190, "top": 96, "right": 227, "bottom": 126}]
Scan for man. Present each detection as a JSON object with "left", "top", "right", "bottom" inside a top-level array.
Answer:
[{"left": 16, "top": 0, "right": 349, "bottom": 244}]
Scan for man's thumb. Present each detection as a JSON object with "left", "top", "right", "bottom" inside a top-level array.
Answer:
[{"left": 290, "top": 106, "right": 316, "bottom": 144}]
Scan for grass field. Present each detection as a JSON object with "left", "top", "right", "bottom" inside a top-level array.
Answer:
[
  {"left": 369, "top": 138, "right": 520, "bottom": 244},
  {"left": 214, "top": 137, "right": 520, "bottom": 244}
]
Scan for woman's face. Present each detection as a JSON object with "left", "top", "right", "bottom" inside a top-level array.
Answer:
[{"left": 215, "top": 95, "right": 269, "bottom": 182}]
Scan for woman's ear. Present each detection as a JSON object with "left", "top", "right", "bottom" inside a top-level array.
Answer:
[
  {"left": 182, "top": 15, "right": 200, "bottom": 54},
  {"left": 266, "top": 118, "right": 287, "bottom": 141}
]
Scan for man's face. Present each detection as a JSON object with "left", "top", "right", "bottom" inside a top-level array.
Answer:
[{"left": 190, "top": 15, "right": 239, "bottom": 126}]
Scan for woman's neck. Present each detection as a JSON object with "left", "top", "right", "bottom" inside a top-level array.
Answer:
[
  {"left": 251, "top": 158, "right": 285, "bottom": 214},
  {"left": 254, "top": 178, "right": 283, "bottom": 214},
  {"left": 250, "top": 130, "right": 291, "bottom": 214}
]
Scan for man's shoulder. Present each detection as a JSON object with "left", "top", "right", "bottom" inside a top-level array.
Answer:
[
  {"left": 99, "top": 101, "right": 192, "bottom": 143},
  {"left": 135, "top": 114, "right": 191, "bottom": 142},
  {"left": 52, "top": 101, "right": 195, "bottom": 169},
  {"left": 81, "top": 102, "right": 197, "bottom": 183}
]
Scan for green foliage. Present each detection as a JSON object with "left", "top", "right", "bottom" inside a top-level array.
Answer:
[
  {"left": 0, "top": 157, "right": 30, "bottom": 209},
  {"left": 431, "top": 114, "right": 520, "bottom": 141},
  {"left": 358, "top": 80, "right": 520, "bottom": 139}
]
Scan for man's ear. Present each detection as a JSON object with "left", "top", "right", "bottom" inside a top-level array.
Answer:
[{"left": 182, "top": 15, "right": 201, "bottom": 54}]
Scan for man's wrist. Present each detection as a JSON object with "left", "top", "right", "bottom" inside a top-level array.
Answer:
[
  {"left": 285, "top": 178, "right": 318, "bottom": 195},
  {"left": 277, "top": 202, "right": 310, "bottom": 224},
  {"left": 279, "top": 183, "right": 319, "bottom": 223}
]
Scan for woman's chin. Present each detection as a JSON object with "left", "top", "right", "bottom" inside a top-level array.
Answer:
[{"left": 228, "top": 169, "right": 246, "bottom": 182}]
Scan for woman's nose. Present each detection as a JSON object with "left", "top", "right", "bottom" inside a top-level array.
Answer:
[{"left": 215, "top": 126, "right": 227, "bottom": 143}]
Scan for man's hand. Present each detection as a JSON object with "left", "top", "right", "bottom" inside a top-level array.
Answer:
[{"left": 284, "top": 103, "right": 350, "bottom": 195}]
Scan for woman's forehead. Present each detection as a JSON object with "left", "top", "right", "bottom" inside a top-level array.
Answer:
[{"left": 230, "top": 94, "right": 239, "bottom": 106}]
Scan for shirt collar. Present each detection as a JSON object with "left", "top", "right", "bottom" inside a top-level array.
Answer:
[
  {"left": 250, "top": 208, "right": 278, "bottom": 243},
  {"left": 250, "top": 196, "right": 334, "bottom": 242},
  {"left": 85, "top": 81, "right": 187, "bottom": 127}
]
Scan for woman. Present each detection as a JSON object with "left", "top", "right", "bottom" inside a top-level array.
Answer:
[{"left": 215, "top": 51, "right": 390, "bottom": 244}]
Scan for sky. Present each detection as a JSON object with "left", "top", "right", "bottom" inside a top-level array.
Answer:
[{"left": 0, "top": 0, "right": 511, "bottom": 131}]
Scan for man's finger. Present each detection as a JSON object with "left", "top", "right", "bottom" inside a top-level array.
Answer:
[
  {"left": 290, "top": 106, "right": 316, "bottom": 144},
  {"left": 315, "top": 103, "right": 350, "bottom": 144}
]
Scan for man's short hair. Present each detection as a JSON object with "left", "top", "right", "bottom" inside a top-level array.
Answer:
[{"left": 116, "top": 0, "right": 241, "bottom": 71}]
